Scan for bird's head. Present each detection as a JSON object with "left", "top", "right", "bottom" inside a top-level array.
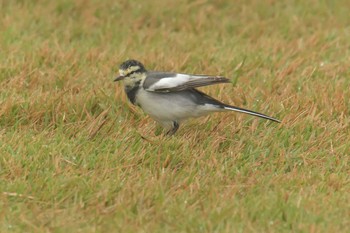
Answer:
[{"left": 114, "top": 60, "right": 147, "bottom": 85}]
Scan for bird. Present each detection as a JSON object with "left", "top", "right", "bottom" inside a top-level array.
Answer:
[{"left": 114, "top": 59, "right": 280, "bottom": 135}]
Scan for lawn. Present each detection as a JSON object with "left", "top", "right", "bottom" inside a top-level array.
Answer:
[{"left": 0, "top": 0, "right": 349, "bottom": 232}]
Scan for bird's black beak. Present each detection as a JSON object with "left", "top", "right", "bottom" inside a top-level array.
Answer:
[{"left": 114, "top": 75, "right": 125, "bottom": 82}]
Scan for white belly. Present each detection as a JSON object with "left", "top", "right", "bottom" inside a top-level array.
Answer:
[{"left": 135, "top": 89, "right": 214, "bottom": 126}]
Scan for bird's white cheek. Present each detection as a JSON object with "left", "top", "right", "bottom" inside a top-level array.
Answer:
[
  {"left": 123, "top": 74, "right": 145, "bottom": 87},
  {"left": 119, "top": 69, "right": 125, "bottom": 76}
]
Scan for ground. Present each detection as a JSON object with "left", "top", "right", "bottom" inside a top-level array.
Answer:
[{"left": 0, "top": 0, "right": 349, "bottom": 232}]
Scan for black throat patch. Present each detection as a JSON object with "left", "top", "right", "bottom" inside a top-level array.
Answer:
[{"left": 125, "top": 81, "right": 141, "bottom": 105}]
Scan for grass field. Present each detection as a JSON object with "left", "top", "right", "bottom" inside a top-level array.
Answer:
[{"left": 1, "top": 0, "right": 350, "bottom": 232}]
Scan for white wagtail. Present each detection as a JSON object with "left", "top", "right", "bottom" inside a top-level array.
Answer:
[{"left": 114, "top": 59, "right": 280, "bottom": 135}]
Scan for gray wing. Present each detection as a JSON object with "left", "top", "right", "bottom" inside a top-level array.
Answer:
[{"left": 143, "top": 71, "right": 230, "bottom": 92}]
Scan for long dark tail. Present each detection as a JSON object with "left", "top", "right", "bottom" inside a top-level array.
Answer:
[
  {"left": 223, "top": 104, "right": 281, "bottom": 123},
  {"left": 192, "top": 89, "right": 280, "bottom": 123}
]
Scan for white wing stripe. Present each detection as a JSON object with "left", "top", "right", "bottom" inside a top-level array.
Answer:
[
  {"left": 147, "top": 74, "right": 193, "bottom": 91},
  {"left": 147, "top": 74, "right": 219, "bottom": 91}
]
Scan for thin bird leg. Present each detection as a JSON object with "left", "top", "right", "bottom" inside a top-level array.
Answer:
[{"left": 166, "top": 121, "right": 179, "bottom": 136}]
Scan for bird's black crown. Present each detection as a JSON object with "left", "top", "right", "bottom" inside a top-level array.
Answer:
[{"left": 119, "top": 59, "right": 146, "bottom": 72}]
